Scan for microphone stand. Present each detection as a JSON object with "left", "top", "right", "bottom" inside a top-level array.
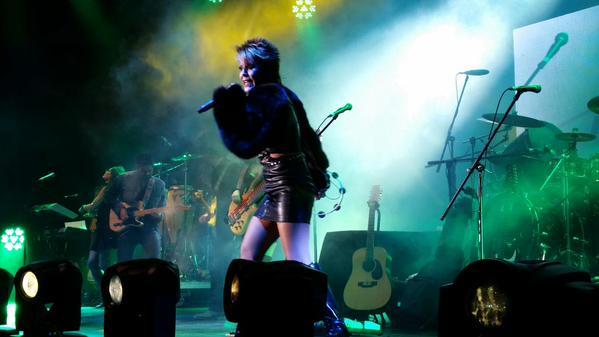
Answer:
[
  {"left": 441, "top": 90, "right": 525, "bottom": 260},
  {"left": 435, "top": 75, "right": 470, "bottom": 200},
  {"left": 313, "top": 109, "right": 345, "bottom": 263},
  {"left": 316, "top": 113, "right": 341, "bottom": 137}
]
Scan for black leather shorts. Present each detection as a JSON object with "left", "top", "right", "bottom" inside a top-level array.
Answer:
[{"left": 255, "top": 152, "right": 315, "bottom": 223}]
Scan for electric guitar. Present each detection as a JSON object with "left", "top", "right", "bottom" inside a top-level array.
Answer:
[
  {"left": 109, "top": 202, "right": 189, "bottom": 233},
  {"left": 194, "top": 191, "right": 218, "bottom": 227},
  {"left": 227, "top": 180, "right": 265, "bottom": 236},
  {"left": 343, "top": 185, "right": 392, "bottom": 311}
]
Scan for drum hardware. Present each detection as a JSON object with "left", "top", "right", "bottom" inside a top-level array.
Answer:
[
  {"left": 587, "top": 96, "right": 599, "bottom": 114},
  {"left": 590, "top": 154, "right": 599, "bottom": 183},
  {"left": 554, "top": 132, "right": 596, "bottom": 143},
  {"left": 171, "top": 153, "right": 203, "bottom": 162},
  {"left": 539, "top": 243, "right": 551, "bottom": 260},
  {"left": 481, "top": 113, "right": 547, "bottom": 128},
  {"left": 163, "top": 185, "right": 212, "bottom": 281},
  {"left": 537, "top": 130, "right": 596, "bottom": 267},
  {"left": 162, "top": 153, "right": 205, "bottom": 278},
  {"left": 433, "top": 72, "right": 483, "bottom": 200}
]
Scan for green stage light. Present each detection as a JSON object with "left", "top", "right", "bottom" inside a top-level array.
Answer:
[
  {"left": 293, "top": 0, "right": 316, "bottom": 20},
  {"left": 208, "top": 0, "right": 223, "bottom": 3},
  {"left": 1, "top": 228, "right": 25, "bottom": 252}
]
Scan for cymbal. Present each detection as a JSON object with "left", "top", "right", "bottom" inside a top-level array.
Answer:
[
  {"left": 588, "top": 96, "right": 599, "bottom": 114},
  {"left": 481, "top": 113, "right": 546, "bottom": 128},
  {"left": 555, "top": 132, "right": 596, "bottom": 142},
  {"left": 152, "top": 162, "right": 170, "bottom": 167},
  {"left": 171, "top": 153, "right": 203, "bottom": 162}
]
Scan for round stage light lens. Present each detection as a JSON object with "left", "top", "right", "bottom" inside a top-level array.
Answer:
[
  {"left": 109, "top": 275, "right": 123, "bottom": 305},
  {"left": 231, "top": 275, "right": 240, "bottom": 303},
  {"left": 22, "top": 271, "right": 39, "bottom": 299},
  {"left": 470, "top": 285, "right": 508, "bottom": 328}
]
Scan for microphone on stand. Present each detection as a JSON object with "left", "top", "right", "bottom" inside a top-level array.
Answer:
[
  {"left": 538, "top": 32, "right": 569, "bottom": 68},
  {"left": 510, "top": 85, "right": 542, "bottom": 93},
  {"left": 458, "top": 69, "right": 490, "bottom": 76},
  {"left": 329, "top": 103, "right": 352, "bottom": 118}
]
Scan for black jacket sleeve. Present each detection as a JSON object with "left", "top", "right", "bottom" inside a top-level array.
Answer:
[{"left": 213, "top": 83, "right": 293, "bottom": 159}]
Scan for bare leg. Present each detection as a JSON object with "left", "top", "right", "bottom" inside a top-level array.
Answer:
[
  {"left": 240, "top": 216, "right": 279, "bottom": 261},
  {"left": 277, "top": 222, "right": 311, "bottom": 264}
]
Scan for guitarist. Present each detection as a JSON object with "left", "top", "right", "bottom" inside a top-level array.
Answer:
[
  {"left": 105, "top": 154, "right": 167, "bottom": 262},
  {"left": 229, "top": 162, "right": 263, "bottom": 233},
  {"left": 230, "top": 162, "right": 279, "bottom": 261},
  {"left": 79, "top": 165, "right": 124, "bottom": 306}
]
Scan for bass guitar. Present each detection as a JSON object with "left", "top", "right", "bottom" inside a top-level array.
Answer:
[
  {"left": 343, "top": 185, "right": 392, "bottom": 311},
  {"left": 227, "top": 180, "right": 265, "bottom": 236}
]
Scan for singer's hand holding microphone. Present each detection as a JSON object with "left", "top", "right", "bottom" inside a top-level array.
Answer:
[{"left": 198, "top": 83, "right": 245, "bottom": 114}]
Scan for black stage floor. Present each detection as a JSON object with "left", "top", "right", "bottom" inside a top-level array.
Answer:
[{"left": 78, "top": 307, "right": 437, "bottom": 337}]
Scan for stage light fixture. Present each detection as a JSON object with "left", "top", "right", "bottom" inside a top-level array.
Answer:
[
  {"left": 224, "top": 259, "right": 328, "bottom": 337},
  {"left": 293, "top": 0, "right": 316, "bottom": 20},
  {"left": 1, "top": 227, "right": 25, "bottom": 252},
  {"left": 14, "top": 260, "right": 83, "bottom": 336},
  {"left": 102, "top": 258, "right": 180, "bottom": 337},
  {"left": 0, "top": 268, "right": 16, "bottom": 336},
  {"left": 0, "top": 268, "right": 13, "bottom": 325},
  {"left": 438, "top": 259, "right": 599, "bottom": 336}
]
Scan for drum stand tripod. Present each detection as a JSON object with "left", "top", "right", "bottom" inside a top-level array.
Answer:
[{"left": 539, "top": 142, "right": 587, "bottom": 267}]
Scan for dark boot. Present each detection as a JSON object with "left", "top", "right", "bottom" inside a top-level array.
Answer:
[{"left": 310, "top": 263, "right": 350, "bottom": 337}]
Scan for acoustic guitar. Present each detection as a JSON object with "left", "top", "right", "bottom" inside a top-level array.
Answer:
[{"left": 343, "top": 185, "right": 392, "bottom": 311}]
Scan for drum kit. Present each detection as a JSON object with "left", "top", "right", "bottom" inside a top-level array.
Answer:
[
  {"left": 480, "top": 96, "right": 599, "bottom": 272},
  {"left": 154, "top": 152, "right": 213, "bottom": 281}
]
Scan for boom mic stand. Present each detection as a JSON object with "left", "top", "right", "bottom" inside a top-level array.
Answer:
[
  {"left": 435, "top": 75, "right": 470, "bottom": 200},
  {"left": 441, "top": 90, "right": 529, "bottom": 260}
]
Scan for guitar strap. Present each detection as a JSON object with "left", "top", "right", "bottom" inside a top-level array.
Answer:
[{"left": 141, "top": 177, "right": 155, "bottom": 208}]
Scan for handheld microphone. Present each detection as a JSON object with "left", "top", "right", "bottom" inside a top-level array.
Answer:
[
  {"left": 538, "top": 32, "right": 568, "bottom": 68},
  {"left": 510, "top": 85, "right": 542, "bottom": 93},
  {"left": 458, "top": 69, "right": 490, "bottom": 76},
  {"left": 329, "top": 103, "right": 352, "bottom": 118},
  {"left": 197, "top": 100, "right": 215, "bottom": 114}
]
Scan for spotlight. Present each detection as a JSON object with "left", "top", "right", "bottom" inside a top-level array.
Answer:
[
  {"left": 224, "top": 259, "right": 328, "bottom": 337},
  {"left": 1, "top": 227, "right": 25, "bottom": 252},
  {"left": 102, "top": 259, "right": 180, "bottom": 337},
  {"left": 293, "top": 0, "right": 316, "bottom": 20},
  {"left": 439, "top": 259, "right": 599, "bottom": 336},
  {"left": 14, "top": 260, "right": 83, "bottom": 336}
]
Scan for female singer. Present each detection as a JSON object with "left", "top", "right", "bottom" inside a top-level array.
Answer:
[{"left": 211, "top": 38, "right": 348, "bottom": 337}]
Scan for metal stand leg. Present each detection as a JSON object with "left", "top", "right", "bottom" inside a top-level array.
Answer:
[{"left": 476, "top": 164, "right": 485, "bottom": 260}]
